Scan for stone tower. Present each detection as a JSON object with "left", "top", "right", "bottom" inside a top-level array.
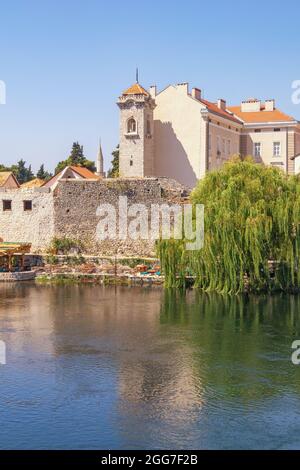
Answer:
[{"left": 117, "top": 80, "right": 156, "bottom": 177}]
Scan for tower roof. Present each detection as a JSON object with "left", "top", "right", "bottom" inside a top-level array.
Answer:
[{"left": 122, "top": 83, "right": 149, "bottom": 96}]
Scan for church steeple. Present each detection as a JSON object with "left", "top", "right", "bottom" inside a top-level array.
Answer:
[{"left": 96, "top": 139, "right": 105, "bottom": 177}]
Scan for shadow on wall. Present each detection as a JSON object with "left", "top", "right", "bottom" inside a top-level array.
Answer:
[{"left": 154, "top": 121, "right": 197, "bottom": 188}]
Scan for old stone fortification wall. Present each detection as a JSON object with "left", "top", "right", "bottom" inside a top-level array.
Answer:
[
  {"left": 0, "top": 178, "right": 189, "bottom": 256},
  {"left": 0, "top": 187, "right": 54, "bottom": 250},
  {"left": 53, "top": 177, "right": 189, "bottom": 256}
]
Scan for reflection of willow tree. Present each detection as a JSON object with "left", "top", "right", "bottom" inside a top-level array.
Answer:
[
  {"left": 159, "top": 290, "right": 300, "bottom": 400},
  {"left": 159, "top": 158, "right": 300, "bottom": 293}
]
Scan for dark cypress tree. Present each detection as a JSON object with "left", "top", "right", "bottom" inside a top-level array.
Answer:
[
  {"left": 37, "top": 164, "right": 52, "bottom": 180},
  {"left": 107, "top": 145, "right": 119, "bottom": 178}
]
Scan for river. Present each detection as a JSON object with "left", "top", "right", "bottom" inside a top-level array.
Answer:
[{"left": 0, "top": 283, "right": 300, "bottom": 449}]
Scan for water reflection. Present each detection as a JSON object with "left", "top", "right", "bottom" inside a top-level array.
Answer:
[{"left": 0, "top": 284, "right": 300, "bottom": 449}]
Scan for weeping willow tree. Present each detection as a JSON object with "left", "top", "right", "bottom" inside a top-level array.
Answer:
[{"left": 158, "top": 157, "right": 300, "bottom": 294}]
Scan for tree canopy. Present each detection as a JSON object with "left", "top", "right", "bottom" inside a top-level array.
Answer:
[
  {"left": 0, "top": 159, "right": 35, "bottom": 184},
  {"left": 159, "top": 157, "right": 300, "bottom": 293},
  {"left": 55, "top": 142, "right": 96, "bottom": 174},
  {"left": 37, "top": 164, "right": 52, "bottom": 181}
]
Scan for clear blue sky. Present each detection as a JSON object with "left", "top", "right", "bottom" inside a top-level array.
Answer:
[{"left": 0, "top": 0, "right": 299, "bottom": 173}]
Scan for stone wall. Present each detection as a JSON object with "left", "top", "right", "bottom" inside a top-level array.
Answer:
[
  {"left": 53, "top": 177, "right": 189, "bottom": 256},
  {"left": 0, "top": 178, "right": 189, "bottom": 256},
  {"left": 0, "top": 187, "right": 54, "bottom": 250}
]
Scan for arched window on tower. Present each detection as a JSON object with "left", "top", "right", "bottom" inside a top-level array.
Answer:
[{"left": 127, "top": 118, "right": 137, "bottom": 134}]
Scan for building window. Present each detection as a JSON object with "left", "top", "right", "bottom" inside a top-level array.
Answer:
[
  {"left": 127, "top": 118, "right": 137, "bottom": 134},
  {"left": 3, "top": 200, "right": 12, "bottom": 211},
  {"left": 23, "top": 200, "right": 32, "bottom": 211},
  {"left": 255, "top": 129, "right": 261, "bottom": 133},
  {"left": 274, "top": 128, "right": 281, "bottom": 132},
  {"left": 222, "top": 138, "right": 226, "bottom": 154},
  {"left": 254, "top": 142, "right": 261, "bottom": 157},
  {"left": 273, "top": 142, "right": 281, "bottom": 157}
]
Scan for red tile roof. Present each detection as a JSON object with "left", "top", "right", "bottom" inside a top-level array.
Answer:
[
  {"left": 228, "top": 106, "right": 296, "bottom": 124},
  {"left": 122, "top": 83, "right": 149, "bottom": 96},
  {"left": 69, "top": 166, "right": 99, "bottom": 179},
  {"left": 198, "top": 98, "right": 242, "bottom": 124},
  {"left": 0, "top": 171, "right": 20, "bottom": 188},
  {"left": 42, "top": 166, "right": 99, "bottom": 188}
]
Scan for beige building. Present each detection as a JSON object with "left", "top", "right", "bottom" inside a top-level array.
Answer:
[
  {"left": 228, "top": 99, "right": 300, "bottom": 175},
  {"left": 117, "top": 82, "right": 300, "bottom": 187}
]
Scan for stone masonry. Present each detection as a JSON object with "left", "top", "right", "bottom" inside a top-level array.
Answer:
[
  {"left": 0, "top": 187, "right": 54, "bottom": 247},
  {"left": 0, "top": 178, "right": 189, "bottom": 256}
]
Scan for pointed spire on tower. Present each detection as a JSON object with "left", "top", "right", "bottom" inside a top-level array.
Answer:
[
  {"left": 96, "top": 138, "right": 105, "bottom": 177},
  {"left": 136, "top": 67, "right": 139, "bottom": 84}
]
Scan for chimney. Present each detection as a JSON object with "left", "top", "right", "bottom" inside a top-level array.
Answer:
[
  {"left": 241, "top": 98, "right": 261, "bottom": 112},
  {"left": 149, "top": 85, "right": 157, "bottom": 99},
  {"left": 192, "top": 88, "right": 201, "bottom": 100},
  {"left": 217, "top": 99, "right": 226, "bottom": 110},
  {"left": 265, "top": 99, "right": 275, "bottom": 111},
  {"left": 176, "top": 82, "right": 189, "bottom": 94}
]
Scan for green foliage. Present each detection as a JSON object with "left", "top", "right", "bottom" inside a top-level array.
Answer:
[
  {"left": 6, "top": 159, "right": 34, "bottom": 184},
  {"left": 37, "top": 164, "right": 52, "bottom": 181},
  {"left": 1, "top": 160, "right": 52, "bottom": 183},
  {"left": 55, "top": 142, "right": 96, "bottom": 174},
  {"left": 159, "top": 157, "right": 300, "bottom": 293},
  {"left": 49, "top": 237, "right": 84, "bottom": 255},
  {"left": 107, "top": 145, "right": 119, "bottom": 178},
  {"left": 45, "top": 255, "right": 59, "bottom": 265}
]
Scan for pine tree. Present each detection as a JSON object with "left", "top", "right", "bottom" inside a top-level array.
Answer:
[
  {"left": 37, "top": 164, "right": 52, "bottom": 180},
  {"left": 10, "top": 159, "right": 35, "bottom": 184},
  {"left": 69, "top": 142, "right": 84, "bottom": 165}
]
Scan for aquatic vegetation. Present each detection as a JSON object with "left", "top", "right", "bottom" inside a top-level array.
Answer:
[{"left": 159, "top": 157, "right": 300, "bottom": 293}]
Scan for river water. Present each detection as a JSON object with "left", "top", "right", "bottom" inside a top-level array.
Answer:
[{"left": 0, "top": 283, "right": 300, "bottom": 449}]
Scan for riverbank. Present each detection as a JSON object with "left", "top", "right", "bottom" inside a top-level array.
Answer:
[{"left": 25, "top": 254, "right": 167, "bottom": 286}]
